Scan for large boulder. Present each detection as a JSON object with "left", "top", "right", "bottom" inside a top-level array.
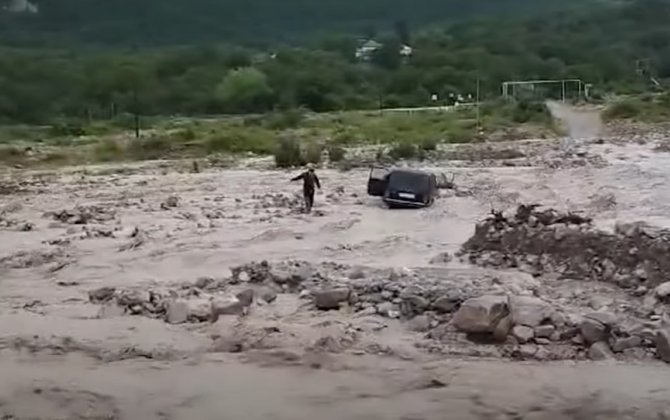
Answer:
[
  {"left": 579, "top": 318, "right": 608, "bottom": 344},
  {"left": 314, "top": 288, "right": 351, "bottom": 310},
  {"left": 509, "top": 296, "right": 553, "bottom": 327},
  {"left": 211, "top": 295, "right": 245, "bottom": 320},
  {"left": 452, "top": 295, "right": 509, "bottom": 334},
  {"left": 588, "top": 342, "right": 615, "bottom": 361},
  {"left": 656, "top": 329, "right": 670, "bottom": 363},
  {"left": 655, "top": 282, "right": 670, "bottom": 301}
]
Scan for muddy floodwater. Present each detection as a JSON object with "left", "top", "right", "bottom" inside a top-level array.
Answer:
[{"left": 2, "top": 110, "right": 670, "bottom": 419}]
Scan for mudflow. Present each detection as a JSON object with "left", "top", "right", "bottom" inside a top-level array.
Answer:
[{"left": 2, "top": 104, "right": 670, "bottom": 419}]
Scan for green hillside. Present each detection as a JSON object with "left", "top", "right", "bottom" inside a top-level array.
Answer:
[{"left": 0, "top": 0, "right": 592, "bottom": 46}]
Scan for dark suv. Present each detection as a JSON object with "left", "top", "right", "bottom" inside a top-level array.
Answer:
[{"left": 367, "top": 167, "right": 438, "bottom": 208}]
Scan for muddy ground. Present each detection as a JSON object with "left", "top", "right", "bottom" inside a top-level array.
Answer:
[{"left": 2, "top": 107, "right": 670, "bottom": 419}]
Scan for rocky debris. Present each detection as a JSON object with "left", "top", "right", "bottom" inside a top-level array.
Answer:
[
  {"left": 314, "top": 288, "right": 351, "bottom": 310},
  {"left": 407, "top": 315, "right": 432, "bottom": 332},
  {"left": 253, "top": 193, "right": 302, "bottom": 211},
  {"left": 117, "top": 227, "right": 147, "bottom": 252},
  {"left": 452, "top": 295, "right": 509, "bottom": 335},
  {"left": 166, "top": 299, "right": 189, "bottom": 324},
  {"left": 655, "top": 329, "right": 670, "bottom": 363},
  {"left": 429, "top": 252, "right": 453, "bottom": 265},
  {"left": 211, "top": 295, "right": 245, "bottom": 320},
  {"left": 510, "top": 296, "right": 554, "bottom": 328},
  {"left": 461, "top": 204, "right": 670, "bottom": 288},
  {"left": 655, "top": 282, "right": 670, "bottom": 302},
  {"left": 97, "top": 301, "right": 126, "bottom": 318},
  {"left": 160, "top": 195, "right": 180, "bottom": 210},
  {"left": 512, "top": 325, "right": 535, "bottom": 343},
  {"left": 0, "top": 248, "right": 70, "bottom": 270},
  {"left": 88, "top": 287, "right": 116, "bottom": 303},
  {"left": 45, "top": 205, "right": 115, "bottom": 225},
  {"left": 588, "top": 342, "right": 615, "bottom": 361},
  {"left": 579, "top": 317, "right": 609, "bottom": 344}
]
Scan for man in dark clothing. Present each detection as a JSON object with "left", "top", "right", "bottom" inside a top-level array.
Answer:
[{"left": 291, "top": 163, "right": 321, "bottom": 213}]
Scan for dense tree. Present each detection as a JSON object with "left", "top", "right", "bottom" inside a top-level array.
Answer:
[{"left": 0, "top": 0, "right": 668, "bottom": 123}]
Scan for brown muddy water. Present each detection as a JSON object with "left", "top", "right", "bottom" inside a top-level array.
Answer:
[{"left": 2, "top": 112, "right": 670, "bottom": 419}]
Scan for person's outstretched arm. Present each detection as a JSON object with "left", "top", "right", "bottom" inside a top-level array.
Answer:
[
  {"left": 291, "top": 172, "right": 305, "bottom": 182},
  {"left": 314, "top": 174, "right": 321, "bottom": 189}
]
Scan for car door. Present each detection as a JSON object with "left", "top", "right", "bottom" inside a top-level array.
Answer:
[{"left": 367, "top": 167, "right": 390, "bottom": 197}]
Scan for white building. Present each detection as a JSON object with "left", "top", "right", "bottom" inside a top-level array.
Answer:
[{"left": 355, "top": 39, "right": 413, "bottom": 62}]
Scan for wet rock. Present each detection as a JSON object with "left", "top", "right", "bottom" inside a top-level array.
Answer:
[
  {"left": 655, "top": 282, "right": 670, "bottom": 300},
  {"left": 655, "top": 329, "right": 670, "bottom": 363},
  {"left": 348, "top": 267, "right": 365, "bottom": 280},
  {"left": 512, "top": 325, "right": 535, "bottom": 343},
  {"left": 588, "top": 342, "right": 614, "bottom": 361},
  {"left": 580, "top": 318, "right": 608, "bottom": 344},
  {"left": 584, "top": 311, "right": 618, "bottom": 327},
  {"left": 400, "top": 294, "right": 429, "bottom": 316},
  {"left": 453, "top": 295, "right": 509, "bottom": 334},
  {"left": 166, "top": 299, "right": 189, "bottom": 324},
  {"left": 258, "top": 287, "right": 278, "bottom": 303},
  {"left": 194, "top": 277, "right": 215, "bottom": 289},
  {"left": 429, "top": 252, "right": 453, "bottom": 265},
  {"left": 161, "top": 195, "right": 180, "bottom": 209},
  {"left": 236, "top": 289, "right": 255, "bottom": 307},
  {"left": 534, "top": 325, "right": 556, "bottom": 339},
  {"left": 314, "top": 288, "right": 351, "bottom": 310},
  {"left": 432, "top": 293, "right": 463, "bottom": 314},
  {"left": 377, "top": 302, "right": 400, "bottom": 319},
  {"left": 88, "top": 287, "right": 116, "bottom": 303},
  {"left": 116, "top": 289, "right": 151, "bottom": 307},
  {"left": 518, "top": 344, "right": 538, "bottom": 359},
  {"left": 510, "top": 296, "right": 552, "bottom": 327},
  {"left": 97, "top": 302, "right": 125, "bottom": 318},
  {"left": 493, "top": 315, "right": 513, "bottom": 341},
  {"left": 211, "top": 296, "right": 244, "bottom": 320},
  {"left": 407, "top": 315, "right": 431, "bottom": 333},
  {"left": 612, "top": 336, "right": 642, "bottom": 353}
]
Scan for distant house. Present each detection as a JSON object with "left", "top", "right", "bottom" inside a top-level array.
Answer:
[{"left": 355, "top": 39, "right": 413, "bottom": 62}]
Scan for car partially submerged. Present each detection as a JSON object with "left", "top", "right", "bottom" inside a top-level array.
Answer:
[{"left": 367, "top": 167, "right": 439, "bottom": 208}]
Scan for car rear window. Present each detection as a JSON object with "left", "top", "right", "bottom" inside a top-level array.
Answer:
[{"left": 387, "top": 171, "right": 430, "bottom": 193}]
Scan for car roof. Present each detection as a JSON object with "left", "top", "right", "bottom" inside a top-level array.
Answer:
[{"left": 389, "top": 168, "right": 431, "bottom": 176}]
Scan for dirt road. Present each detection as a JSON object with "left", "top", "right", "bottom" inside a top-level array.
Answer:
[{"left": 2, "top": 118, "right": 670, "bottom": 418}]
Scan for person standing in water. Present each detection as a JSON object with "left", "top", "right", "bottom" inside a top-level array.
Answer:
[{"left": 291, "top": 163, "right": 321, "bottom": 213}]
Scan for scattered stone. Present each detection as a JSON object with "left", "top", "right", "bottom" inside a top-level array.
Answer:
[
  {"left": 432, "top": 294, "right": 462, "bottom": 314},
  {"left": 88, "top": 287, "right": 116, "bottom": 303},
  {"left": 655, "top": 282, "right": 670, "bottom": 300},
  {"left": 161, "top": 196, "right": 180, "bottom": 209},
  {"left": 534, "top": 325, "right": 556, "bottom": 339},
  {"left": 518, "top": 344, "right": 538, "bottom": 359},
  {"left": 400, "top": 294, "right": 429, "bottom": 316},
  {"left": 194, "top": 277, "right": 215, "bottom": 289},
  {"left": 377, "top": 302, "right": 400, "bottom": 319},
  {"left": 211, "top": 296, "right": 244, "bottom": 320},
  {"left": 236, "top": 289, "right": 255, "bottom": 307},
  {"left": 115, "top": 289, "right": 150, "bottom": 306},
  {"left": 407, "top": 315, "right": 431, "bottom": 333},
  {"left": 97, "top": 302, "right": 125, "bottom": 318},
  {"left": 429, "top": 252, "right": 452, "bottom": 265},
  {"left": 580, "top": 318, "right": 608, "bottom": 344},
  {"left": 588, "top": 342, "right": 614, "bottom": 361},
  {"left": 493, "top": 315, "right": 513, "bottom": 342},
  {"left": 584, "top": 311, "right": 618, "bottom": 327},
  {"left": 655, "top": 329, "right": 670, "bottom": 363},
  {"left": 348, "top": 267, "right": 365, "bottom": 280},
  {"left": 612, "top": 336, "right": 642, "bottom": 353},
  {"left": 452, "top": 295, "right": 509, "bottom": 334},
  {"left": 314, "top": 288, "right": 351, "bottom": 310},
  {"left": 258, "top": 287, "right": 278, "bottom": 303},
  {"left": 512, "top": 325, "right": 535, "bottom": 343},
  {"left": 166, "top": 299, "right": 189, "bottom": 324},
  {"left": 510, "top": 296, "right": 552, "bottom": 328}
]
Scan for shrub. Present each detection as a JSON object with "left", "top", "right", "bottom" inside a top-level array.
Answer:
[
  {"left": 327, "top": 144, "right": 346, "bottom": 162},
  {"left": 127, "top": 135, "right": 173, "bottom": 160},
  {"left": 48, "top": 122, "right": 87, "bottom": 138},
  {"left": 420, "top": 138, "right": 438, "bottom": 152},
  {"left": 264, "top": 108, "right": 305, "bottom": 130},
  {"left": 175, "top": 127, "right": 196, "bottom": 141},
  {"left": 303, "top": 141, "right": 323, "bottom": 165},
  {"left": 388, "top": 142, "right": 418, "bottom": 160},
  {"left": 274, "top": 137, "right": 303, "bottom": 168},
  {"left": 603, "top": 100, "right": 643, "bottom": 120},
  {"left": 92, "top": 139, "right": 123, "bottom": 162}
]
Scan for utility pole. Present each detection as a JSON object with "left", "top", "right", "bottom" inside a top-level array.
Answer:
[{"left": 476, "top": 75, "right": 481, "bottom": 132}]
